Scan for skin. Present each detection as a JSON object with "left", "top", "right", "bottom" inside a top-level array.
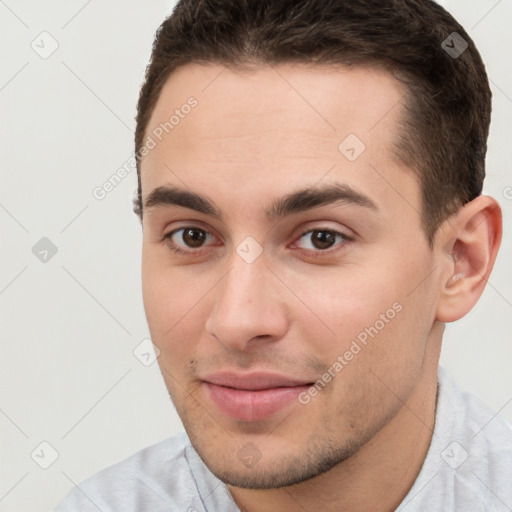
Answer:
[{"left": 139, "top": 62, "right": 501, "bottom": 512}]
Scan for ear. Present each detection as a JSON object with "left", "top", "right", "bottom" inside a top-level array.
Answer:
[{"left": 435, "top": 195, "right": 502, "bottom": 323}]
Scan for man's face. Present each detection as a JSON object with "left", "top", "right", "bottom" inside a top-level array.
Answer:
[{"left": 140, "top": 62, "right": 442, "bottom": 488}]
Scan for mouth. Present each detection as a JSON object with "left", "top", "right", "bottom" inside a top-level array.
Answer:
[{"left": 201, "top": 371, "right": 315, "bottom": 422}]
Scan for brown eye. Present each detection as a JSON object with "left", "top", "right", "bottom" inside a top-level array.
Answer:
[
  {"left": 163, "top": 227, "right": 215, "bottom": 255},
  {"left": 181, "top": 228, "right": 206, "bottom": 248},
  {"left": 297, "top": 229, "right": 347, "bottom": 251},
  {"left": 309, "top": 230, "right": 337, "bottom": 250}
]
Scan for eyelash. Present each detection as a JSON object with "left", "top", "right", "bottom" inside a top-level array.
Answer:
[{"left": 161, "top": 226, "right": 353, "bottom": 258}]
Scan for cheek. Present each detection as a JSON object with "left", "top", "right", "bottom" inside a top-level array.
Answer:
[
  {"left": 292, "top": 268, "right": 400, "bottom": 342},
  {"left": 141, "top": 255, "right": 214, "bottom": 361},
  {"left": 296, "top": 266, "right": 433, "bottom": 427},
  {"left": 291, "top": 255, "right": 432, "bottom": 366}
]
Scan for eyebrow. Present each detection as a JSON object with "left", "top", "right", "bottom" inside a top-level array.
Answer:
[{"left": 144, "top": 182, "right": 378, "bottom": 222}]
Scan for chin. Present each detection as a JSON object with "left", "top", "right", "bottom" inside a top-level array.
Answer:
[{"left": 190, "top": 432, "right": 362, "bottom": 490}]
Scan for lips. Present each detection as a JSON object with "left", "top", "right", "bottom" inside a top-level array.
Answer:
[{"left": 202, "top": 372, "right": 314, "bottom": 422}]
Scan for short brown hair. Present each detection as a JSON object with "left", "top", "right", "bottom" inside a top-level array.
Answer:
[{"left": 134, "top": 0, "right": 492, "bottom": 244}]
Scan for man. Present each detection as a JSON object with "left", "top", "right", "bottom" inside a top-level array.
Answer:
[{"left": 55, "top": 0, "right": 511, "bottom": 510}]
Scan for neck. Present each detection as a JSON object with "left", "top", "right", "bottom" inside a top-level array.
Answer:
[{"left": 228, "top": 328, "right": 442, "bottom": 512}]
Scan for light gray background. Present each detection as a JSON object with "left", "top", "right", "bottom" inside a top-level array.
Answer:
[{"left": 0, "top": 1, "right": 510, "bottom": 510}]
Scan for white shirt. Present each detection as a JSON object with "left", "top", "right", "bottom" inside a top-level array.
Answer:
[{"left": 54, "top": 365, "right": 512, "bottom": 511}]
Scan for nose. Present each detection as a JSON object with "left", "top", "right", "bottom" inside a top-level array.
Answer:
[{"left": 204, "top": 250, "right": 289, "bottom": 352}]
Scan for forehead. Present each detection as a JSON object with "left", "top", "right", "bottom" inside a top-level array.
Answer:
[
  {"left": 145, "top": 61, "right": 404, "bottom": 147},
  {"left": 140, "top": 62, "right": 419, "bottom": 223}
]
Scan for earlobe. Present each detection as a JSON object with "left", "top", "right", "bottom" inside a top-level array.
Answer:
[{"left": 435, "top": 196, "right": 502, "bottom": 323}]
